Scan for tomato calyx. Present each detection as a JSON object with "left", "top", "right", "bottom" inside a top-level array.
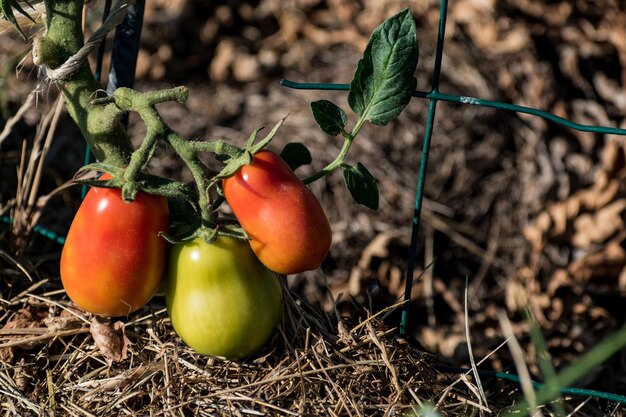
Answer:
[
  {"left": 75, "top": 162, "right": 197, "bottom": 208},
  {"left": 160, "top": 216, "right": 248, "bottom": 245},
  {"left": 212, "top": 117, "right": 286, "bottom": 183}
]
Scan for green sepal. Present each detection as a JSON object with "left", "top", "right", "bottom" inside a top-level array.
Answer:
[
  {"left": 73, "top": 177, "right": 119, "bottom": 190},
  {"left": 73, "top": 162, "right": 125, "bottom": 186},
  {"left": 213, "top": 150, "right": 254, "bottom": 181},
  {"left": 212, "top": 117, "right": 288, "bottom": 184},
  {"left": 247, "top": 116, "right": 286, "bottom": 155},
  {"left": 73, "top": 163, "right": 197, "bottom": 208},
  {"left": 217, "top": 221, "right": 249, "bottom": 240},
  {"left": 159, "top": 219, "right": 247, "bottom": 245},
  {"left": 280, "top": 142, "right": 312, "bottom": 171},
  {"left": 342, "top": 163, "right": 379, "bottom": 210},
  {"left": 159, "top": 217, "right": 201, "bottom": 244},
  {"left": 135, "top": 174, "right": 198, "bottom": 209},
  {"left": 160, "top": 223, "right": 218, "bottom": 245}
]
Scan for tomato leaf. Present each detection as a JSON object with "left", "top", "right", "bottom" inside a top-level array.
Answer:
[
  {"left": 343, "top": 163, "right": 379, "bottom": 210},
  {"left": 348, "top": 9, "right": 418, "bottom": 125},
  {"left": 311, "top": 100, "right": 347, "bottom": 136},
  {"left": 280, "top": 142, "right": 312, "bottom": 171}
]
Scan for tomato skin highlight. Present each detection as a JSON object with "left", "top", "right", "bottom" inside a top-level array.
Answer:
[
  {"left": 165, "top": 237, "right": 282, "bottom": 359},
  {"left": 222, "top": 150, "right": 332, "bottom": 275},
  {"left": 60, "top": 177, "right": 169, "bottom": 317}
]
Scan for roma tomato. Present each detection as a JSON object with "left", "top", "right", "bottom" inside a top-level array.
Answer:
[
  {"left": 60, "top": 174, "right": 169, "bottom": 316},
  {"left": 222, "top": 150, "right": 332, "bottom": 275},
  {"left": 165, "top": 237, "right": 282, "bottom": 359}
]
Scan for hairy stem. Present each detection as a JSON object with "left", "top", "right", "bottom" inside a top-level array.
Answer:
[
  {"left": 34, "top": 0, "right": 133, "bottom": 166},
  {"left": 107, "top": 86, "right": 215, "bottom": 225}
]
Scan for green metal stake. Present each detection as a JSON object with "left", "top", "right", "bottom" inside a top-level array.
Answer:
[
  {"left": 279, "top": 82, "right": 626, "bottom": 137},
  {"left": 399, "top": 0, "right": 449, "bottom": 336}
]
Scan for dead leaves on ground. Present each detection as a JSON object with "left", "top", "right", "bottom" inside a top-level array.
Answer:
[
  {"left": 0, "top": 303, "right": 129, "bottom": 364},
  {"left": 0, "top": 304, "right": 85, "bottom": 362},
  {"left": 501, "top": 138, "right": 626, "bottom": 368},
  {"left": 89, "top": 316, "right": 129, "bottom": 364}
]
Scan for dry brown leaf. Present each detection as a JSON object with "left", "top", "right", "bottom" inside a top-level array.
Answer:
[
  {"left": 546, "top": 269, "right": 571, "bottom": 297},
  {"left": 209, "top": 39, "right": 235, "bottom": 82},
  {"left": 337, "top": 320, "right": 357, "bottom": 349},
  {"left": 327, "top": 231, "right": 406, "bottom": 308},
  {"left": 0, "top": 306, "right": 48, "bottom": 362},
  {"left": 523, "top": 137, "right": 626, "bottom": 255},
  {"left": 90, "top": 316, "right": 129, "bottom": 363}
]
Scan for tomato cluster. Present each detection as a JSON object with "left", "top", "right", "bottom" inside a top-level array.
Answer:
[{"left": 60, "top": 154, "right": 330, "bottom": 359}]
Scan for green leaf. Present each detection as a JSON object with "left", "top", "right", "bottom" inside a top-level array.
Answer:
[
  {"left": 348, "top": 8, "right": 418, "bottom": 125},
  {"left": 280, "top": 142, "right": 312, "bottom": 171},
  {"left": 311, "top": 100, "right": 347, "bottom": 136},
  {"left": 343, "top": 163, "right": 379, "bottom": 210}
]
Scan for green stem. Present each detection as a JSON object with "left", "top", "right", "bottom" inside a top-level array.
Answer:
[
  {"left": 166, "top": 132, "right": 214, "bottom": 225},
  {"left": 33, "top": 0, "right": 133, "bottom": 166},
  {"left": 190, "top": 140, "right": 242, "bottom": 158},
  {"left": 106, "top": 87, "right": 215, "bottom": 225},
  {"left": 125, "top": 129, "right": 158, "bottom": 180},
  {"left": 303, "top": 113, "right": 367, "bottom": 184}
]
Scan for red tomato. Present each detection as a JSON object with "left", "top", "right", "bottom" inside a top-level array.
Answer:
[
  {"left": 222, "top": 150, "right": 332, "bottom": 274},
  {"left": 61, "top": 174, "right": 169, "bottom": 316}
]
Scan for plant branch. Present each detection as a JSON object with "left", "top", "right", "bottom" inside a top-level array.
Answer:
[
  {"left": 32, "top": 0, "right": 133, "bottom": 166},
  {"left": 102, "top": 86, "right": 231, "bottom": 227},
  {"left": 303, "top": 114, "right": 368, "bottom": 185}
]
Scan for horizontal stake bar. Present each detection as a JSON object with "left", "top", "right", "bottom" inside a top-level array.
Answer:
[
  {"left": 280, "top": 79, "right": 626, "bottom": 136},
  {"left": 0, "top": 216, "right": 66, "bottom": 245}
]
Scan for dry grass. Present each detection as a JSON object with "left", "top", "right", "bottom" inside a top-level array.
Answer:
[
  {"left": 1, "top": 265, "right": 622, "bottom": 415},
  {"left": 0, "top": 275, "right": 468, "bottom": 416}
]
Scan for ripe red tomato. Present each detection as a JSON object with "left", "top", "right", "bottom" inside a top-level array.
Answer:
[
  {"left": 60, "top": 174, "right": 169, "bottom": 316},
  {"left": 222, "top": 150, "right": 332, "bottom": 274}
]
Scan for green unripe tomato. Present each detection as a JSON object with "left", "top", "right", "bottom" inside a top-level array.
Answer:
[{"left": 165, "top": 237, "right": 282, "bottom": 359}]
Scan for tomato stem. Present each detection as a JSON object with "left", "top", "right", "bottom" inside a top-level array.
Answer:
[
  {"left": 95, "top": 86, "right": 216, "bottom": 226},
  {"left": 33, "top": 0, "right": 133, "bottom": 166},
  {"left": 303, "top": 113, "right": 367, "bottom": 185}
]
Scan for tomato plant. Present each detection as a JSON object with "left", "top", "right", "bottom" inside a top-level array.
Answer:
[
  {"left": 60, "top": 174, "right": 169, "bottom": 316},
  {"left": 222, "top": 150, "right": 332, "bottom": 275},
  {"left": 165, "top": 237, "right": 282, "bottom": 359}
]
